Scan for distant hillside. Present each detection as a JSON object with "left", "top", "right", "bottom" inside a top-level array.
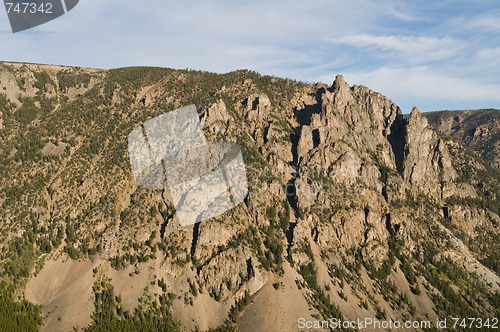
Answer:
[{"left": 424, "top": 109, "right": 500, "bottom": 168}]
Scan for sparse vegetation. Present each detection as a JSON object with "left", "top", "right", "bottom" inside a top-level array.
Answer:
[
  {"left": 84, "top": 281, "right": 181, "bottom": 332},
  {"left": 0, "top": 63, "right": 498, "bottom": 332},
  {"left": 0, "top": 282, "right": 42, "bottom": 332}
]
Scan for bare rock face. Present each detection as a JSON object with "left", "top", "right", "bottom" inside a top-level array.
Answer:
[
  {"left": 244, "top": 94, "right": 271, "bottom": 120},
  {"left": 0, "top": 66, "right": 25, "bottom": 106},
  {"left": 286, "top": 76, "right": 470, "bottom": 269},
  {"left": 240, "top": 94, "right": 272, "bottom": 147},
  {"left": 402, "top": 107, "right": 457, "bottom": 199},
  {"left": 198, "top": 248, "right": 268, "bottom": 299},
  {"left": 202, "top": 99, "right": 232, "bottom": 137},
  {"left": 297, "top": 125, "right": 314, "bottom": 158},
  {"left": 287, "top": 76, "right": 402, "bottom": 268}
]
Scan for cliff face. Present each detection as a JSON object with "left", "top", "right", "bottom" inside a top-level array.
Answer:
[{"left": 0, "top": 62, "right": 498, "bottom": 331}]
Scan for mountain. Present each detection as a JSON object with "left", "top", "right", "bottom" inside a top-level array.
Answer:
[
  {"left": 423, "top": 109, "right": 500, "bottom": 169},
  {"left": 0, "top": 62, "right": 498, "bottom": 332}
]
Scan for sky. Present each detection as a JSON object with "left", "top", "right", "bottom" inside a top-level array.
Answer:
[{"left": 1, "top": 0, "right": 499, "bottom": 112}]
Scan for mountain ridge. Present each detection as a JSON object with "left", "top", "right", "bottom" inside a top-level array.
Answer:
[
  {"left": 423, "top": 108, "right": 499, "bottom": 168},
  {"left": 0, "top": 62, "right": 498, "bottom": 332}
]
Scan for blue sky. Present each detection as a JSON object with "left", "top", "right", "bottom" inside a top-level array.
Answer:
[{"left": 1, "top": 0, "right": 499, "bottom": 112}]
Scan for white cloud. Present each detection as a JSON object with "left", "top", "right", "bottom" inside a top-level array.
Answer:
[
  {"left": 467, "top": 15, "right": 500, "bottom": 32},
  {"left": 330, "top": 34, "right": 465, "bottom": 64},
  {"left": 386, "top": 3, "right": 424, "bottom": 22},
  {"left": 441, "top": 13, "right": 500, "bottom": 36},
  {"left": 0, "top": 0, "right": 498, "bottom": 111},
  {"left": 477, "top": 46, "right": 500, "bottom": 59},
  {"left": 1, "top": 0, "right": 385, "bottom": 76},
  {"left": 340, "top": 66, "right": 500, "bottom": 111}
]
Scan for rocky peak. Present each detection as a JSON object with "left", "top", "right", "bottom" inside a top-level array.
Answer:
[
  {"left": 291, "top": 77, "right": 459, "bottom": 212},
  {"left": 408, "top": 106, "right": 428, "bottom": 127},
  {"left": 410, "top": 106, "right": 420, "bottom": 116},
  {"left": 330, "top": 74, "right": 355, "bottom": 109},
  {"left": 402, "top": 106, "right": 457, "bottom": 199},
  {"left": 331, "top": 74, "right": 349, "bottom": 92},
  {"left": 201, "top": 99, "right": 231, "bottom": 136}
]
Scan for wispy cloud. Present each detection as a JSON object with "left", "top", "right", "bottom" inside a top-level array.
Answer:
[
  {"left": 386, "top": 3, "right": 425, "bottom": 22},
  {"left": 477, "top": 46, "right": 500, "bottom": 60},
  {"left": 0, "top": 0, "right": 498, "bottom": 111},
  {"left": 339, "top": 66, "right": 500, "bottom": 112},
  {"left": 330, "top": 34, "right": 465, "bottom": 64},
  {"left": 467, "top": 15, "right": 500, "bottom": 32}
]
